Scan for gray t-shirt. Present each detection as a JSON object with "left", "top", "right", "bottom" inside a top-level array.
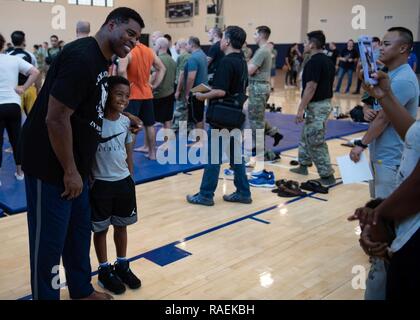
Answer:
[
  {"left": 250, "top": 45, "right": 272, "bottom": 82},
  {"left": 370, "top": 64, "right": 419, "bottom": 166},
  {"left": 391, "top": 120, "right": 420, "bottom": 252},
  {"left": 91, "top": 115, "right": 133, "bottom": 182}
]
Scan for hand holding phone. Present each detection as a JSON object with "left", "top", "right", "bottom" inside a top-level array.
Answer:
[{"left": 358, "top": 36, "right": 378, "bottom": 85}]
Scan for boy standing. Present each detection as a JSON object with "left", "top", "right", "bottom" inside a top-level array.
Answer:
[{"left": 90, "top": 76, "right": 141, "bottom": 295}]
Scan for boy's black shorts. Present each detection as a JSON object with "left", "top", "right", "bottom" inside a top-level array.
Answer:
[{"left": 90, "top": 176, "right": 138, "bottom": 233}]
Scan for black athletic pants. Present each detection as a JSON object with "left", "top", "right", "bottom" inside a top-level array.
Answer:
[{"left": 0, "top": 103, "right": 22, "bottom": 168}]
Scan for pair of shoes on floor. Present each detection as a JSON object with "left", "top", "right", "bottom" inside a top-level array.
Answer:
[
  {"left": 300, "top": 177, "right": 336, "bottom": 193},
  {"left": 186, "top": 192, "right": 252, "bottom": 206},
  {"left": 249, "top": 170, "right": 275, "bottom": 188},
  {"left": 272, "top": 179, "right": 307, "bottom": 198},
  {"left": 98, "top": 261, "right": 141, "bottom": 295}
]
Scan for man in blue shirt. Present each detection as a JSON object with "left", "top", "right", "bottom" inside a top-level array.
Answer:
[
  {"left": 350, "top": 27, "right": 419, "bottom": 300},
  {"left": 184, "top": 36, "right": 208, "bottom": 145}
]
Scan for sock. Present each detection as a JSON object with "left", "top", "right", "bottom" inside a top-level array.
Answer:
[
  {"left": 117, "top": 257, "right": 127, "bottom": 264},
  {"left": 99, "top": 262, "right": 110, "bottom": 269}
]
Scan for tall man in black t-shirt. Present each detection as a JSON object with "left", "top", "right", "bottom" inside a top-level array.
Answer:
[
  {"left": 290, "top": 30, "right": 336, "bottom": 186},
  {"left": 207, "top": 27, "right": 225, "bottom": 85},
  {"left": 20, "top": 7, "right": 144, "bottom": 300},
  {"left": 186, "top": 26, "right": 252, "bottom": 206}
]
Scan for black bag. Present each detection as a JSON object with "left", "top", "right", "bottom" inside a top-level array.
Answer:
[
  {"left": 349, "top": 105, "right": 366, "bottom": 123},
  {"left": 206, "top": 93, "right": 247, "bottom": 130},
  {"left": 206, "top": 59, "right": 248, "bottom": 130}
]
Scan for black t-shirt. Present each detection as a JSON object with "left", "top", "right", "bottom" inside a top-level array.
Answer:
[
  {"left": 8, "top": 48, "right": 33, "bottom": 85},
  {"left": 302, "top": 53, "right": 335, "bottom": 102},
  {"left": 21, "top": 37, "right": 110, "bottom": 186},
  {"left": 208, "top": 41, "right": 225, "bottom": 75},
  {"left": 212, "top": 52, "right": 248, "bottom": 98},
  {"left": 338, "top": 47, "right": 358, "bottom": 70},
  {"left": 324, "top": 48, "right": 339, "bottom": 66}
]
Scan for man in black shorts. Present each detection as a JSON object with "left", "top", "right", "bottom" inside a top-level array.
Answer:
[
  {"left": 153, "top": 37, "right": 176, "bottom": 130},
  {"left": 184, "top": 37, "right": 208, "bottom": 146}
]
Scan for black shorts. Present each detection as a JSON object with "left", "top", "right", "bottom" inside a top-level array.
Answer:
[
  {"left": 126, "top": 99, "right": 155, "bottom": 127},
  {"left": 153, "top": 93, "right": 175, "bottom": 123},
  {"left": 188, "top": 95, "right": 205, "bottom": 124},
  {"left": 90, "top": 176, "right": 138, "bottom": 233}
]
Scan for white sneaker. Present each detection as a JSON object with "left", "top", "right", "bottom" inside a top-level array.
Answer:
[{"left": 15, "top": 172, "right": 24, "bottom": 181}]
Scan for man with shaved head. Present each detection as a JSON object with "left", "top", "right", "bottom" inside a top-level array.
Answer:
[
  {"left": 76, "top": 21, "right": 91, "bottom": 39},
  {"left": 150, "top": 31, "right": 164, "bottom": 46}
]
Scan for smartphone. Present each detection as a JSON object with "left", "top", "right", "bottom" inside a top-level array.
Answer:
[{"left": 358, "top": 36, "right": 378, "bottom": 85}]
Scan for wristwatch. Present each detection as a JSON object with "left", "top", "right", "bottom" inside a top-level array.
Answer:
[{"left": 354, "top": 140, "right": 368, "bottom": 149}]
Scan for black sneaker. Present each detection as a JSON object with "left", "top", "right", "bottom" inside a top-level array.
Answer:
[
  {"left": 114, "top": 261, "right": 142, "bottom": 290},
  {"left": 98, "top": 264, "right": 126, "bottom": 295}
]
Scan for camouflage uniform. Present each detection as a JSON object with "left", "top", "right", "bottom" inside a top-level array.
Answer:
[
  {"left": 172, "top": 52, "right": 193, "bottom": 131},
  {"left": 265, "top": 121, "right": 280, "bottom": 138},
  {"left": 298, "top": 99, "right": 335, "bottom": 178},
  {"left": 248, "top": 80, "right": 271, "bottom": 148},
  {"left": 247, "top": 45, "right": 272, "bottom": 152},
  {"left": 172, "top": 99, "right": 190, "bottom": 130}
]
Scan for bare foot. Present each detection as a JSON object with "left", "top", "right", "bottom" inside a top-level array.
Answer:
[
  {"left": 148, "top": 151, "right": 157, "bottom": 161},
  {"left": 134, "top": 146, "right": 149, "bottom": 153},
  {"left": 77, "top": 290, "right": 114, "bottom": 300}
]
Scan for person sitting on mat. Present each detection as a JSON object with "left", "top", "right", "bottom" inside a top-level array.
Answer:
[{"left": 90, "top": 76, "right": 141, "bottom": 295}]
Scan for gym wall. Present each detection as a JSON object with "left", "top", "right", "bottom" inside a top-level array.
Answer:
[
  {"left": 0, "top": 0, "right": 153, "bottom": 48},
  {"left": 308, "top": 0, "right": 420, "bottom": 42},
  {"left": 151, "top": 0, "right": 303, "bottom": 44}
]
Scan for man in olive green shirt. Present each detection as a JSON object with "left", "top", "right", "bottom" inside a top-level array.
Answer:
[
  {"left": 247, "top": 26, "right": 274, "bottom": 167},
  {"left": 153, "top": 37, "right": 177, "bottom": 129},
  {"left": 173, "top": 38, "right": 192, "bottom": 131}
]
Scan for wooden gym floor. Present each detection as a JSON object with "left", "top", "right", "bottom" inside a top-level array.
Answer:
[{"left": 0, "top": 72, "right": 372, "bottom": 300}]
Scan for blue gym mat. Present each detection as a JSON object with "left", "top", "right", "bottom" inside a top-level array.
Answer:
[
  {"left": 0, "top": 113, "right": 367, "bottom": 214},
  {"left": 264, "top": 113, "right": 368, "bottom": 153}
]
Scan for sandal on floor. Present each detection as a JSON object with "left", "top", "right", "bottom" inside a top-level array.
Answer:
[
  {"left": 273, "top": 180, "right": 307, "bottom": 198},
  {"left": 300, "top": 180, "right": 329, "bottom": 194}
]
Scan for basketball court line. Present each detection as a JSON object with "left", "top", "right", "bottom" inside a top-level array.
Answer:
[{"left": 17, "top": 181, "right": 343, "bottom": 300}]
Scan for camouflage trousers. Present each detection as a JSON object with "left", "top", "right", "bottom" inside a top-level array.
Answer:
[
  {"left": 248, "top": 81, "right": 271, "bottom": 148},
  {"left": 265, "top": 121, "right": 280, "bottom": 137},
  {"left": 172, "top": 98, "right": 193, "bottom": 131},
  {"left": 298, "top": 99, "right": 335, "bottom": 178}
]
